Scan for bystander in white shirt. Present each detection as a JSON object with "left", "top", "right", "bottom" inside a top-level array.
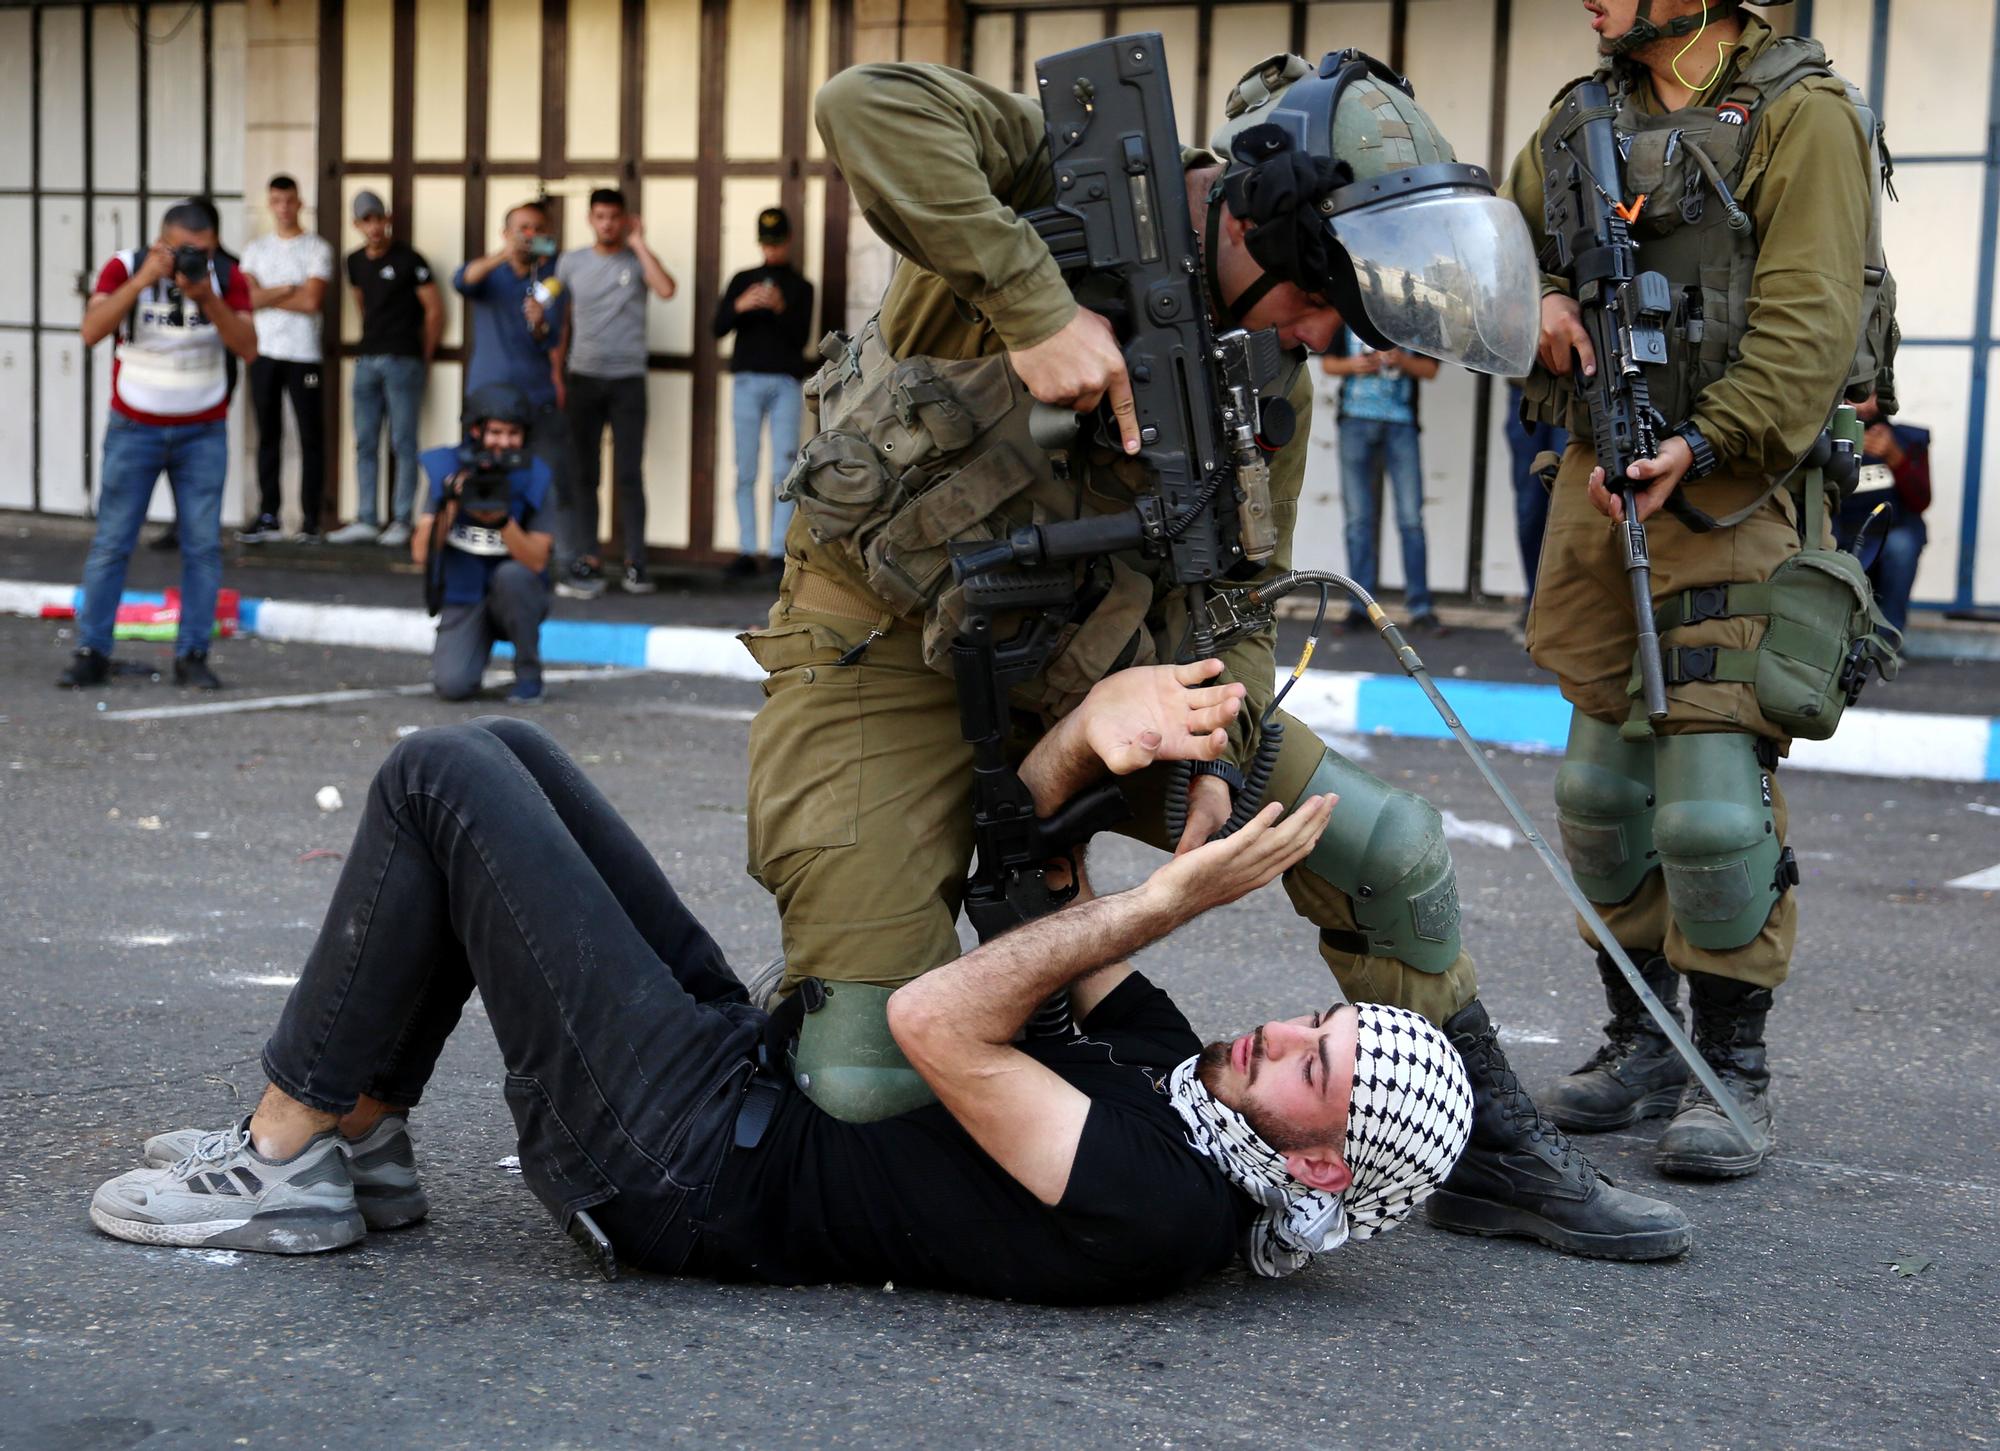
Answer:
[{"left": 241, "top": 230, "right": 335, "bottom": 363}]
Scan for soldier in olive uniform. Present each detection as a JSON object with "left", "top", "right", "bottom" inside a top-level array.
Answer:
[
  {"left": 745, "top": 50, "right": 1693, "bottom": 1258},
  {"left": 1506, "top": 0, "right": 1883, "bottom": 1176}
]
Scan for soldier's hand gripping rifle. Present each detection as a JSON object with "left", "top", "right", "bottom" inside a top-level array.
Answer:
[
  {"left": 1541, "top": 80, "right": 1672, "bottom": 722},
  {"left": 949, "top": 32, "right": 1297, "bottom": 948}
]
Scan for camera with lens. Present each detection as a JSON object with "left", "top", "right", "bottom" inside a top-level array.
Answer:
[
  {"left": 455, "top": 448, "right": 526, "bottom": 516},
  {"left": 173, "top": 244, "right": 210, "bottom": 282}
]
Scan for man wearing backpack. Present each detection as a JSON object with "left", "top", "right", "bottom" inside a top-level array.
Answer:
[
  {"left": 1506, "top": 0, "right": 1888, "bottom": 1177},
  {"left": 62, "top": 200, "right": 258, "bottom": 692}
]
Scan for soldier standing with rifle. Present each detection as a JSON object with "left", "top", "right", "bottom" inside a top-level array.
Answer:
[
  {"left": 740, "top": 46, "right": 1696, "bottom": 1261},
  {"left": 1506, "top": 0, "right": 1894, "bottom": 1176}
]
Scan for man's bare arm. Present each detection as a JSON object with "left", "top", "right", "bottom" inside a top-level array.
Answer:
[
  {"left": 83, "top": 246, "right": 174, "bottom": 348},
  {"left": 417, "top": 283, "right": 444, "bottom": 360},
  {"left": 503, "top": 522, "right": 553, "bottom": 574},
  {"left": 891, "top": 794, "right": 1332, "bottom": 1205},
  {"left": 273, "top": 276, "right": 328, "bottom": 315},
  {"left": 1017, "top": 659, "right": 1244, "bottom": 814}
]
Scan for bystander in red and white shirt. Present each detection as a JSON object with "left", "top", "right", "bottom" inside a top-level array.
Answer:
[{"left": 93, "top": 250, "right": 253, "bottom": 426}]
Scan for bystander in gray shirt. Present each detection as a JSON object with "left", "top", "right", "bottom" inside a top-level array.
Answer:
[{"left": 556, "top": 247, "right": 649, "bottom": 379}]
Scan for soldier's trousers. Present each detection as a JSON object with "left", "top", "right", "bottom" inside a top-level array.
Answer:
[
  {"left": 740, "top": 569, "right": 1480, "bottom": 1025},
  {"left": 1528, "top": 445, "right": 1805, "bottom": 989}
]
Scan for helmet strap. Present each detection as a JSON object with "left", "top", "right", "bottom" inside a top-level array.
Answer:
[
  {"left": 1203, "top": 183, "right": 1280, "bottom": 329},
  {"left": 1200, "top": 175, "right": 1312, "bottom": 331},
  {"left": 1607, "top": 1, "right": 1735, "bottom": 59}
]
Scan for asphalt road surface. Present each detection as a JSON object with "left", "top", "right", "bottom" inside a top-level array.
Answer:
[{"left": 3, "top": 616, "right": 1996, "bottom": 1449}]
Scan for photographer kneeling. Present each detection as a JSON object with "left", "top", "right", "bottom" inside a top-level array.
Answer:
[{"left": 413, "top": 385, "right": 555, "bottom": 703}]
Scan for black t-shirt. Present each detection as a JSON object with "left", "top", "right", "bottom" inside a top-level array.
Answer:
[
  {"left": 346, "top": 243, "right": 434, "bottom": 357},
  {"left": 712, "top": 264, "right": 815, "bottom": 377},
  {"left": 694, "top": 973, "right": 1254, "bottom": 1304}
]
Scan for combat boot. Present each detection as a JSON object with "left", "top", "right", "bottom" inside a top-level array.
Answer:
[
  {"left": 1426, "top": 999, "right": 1692, "bottom": 1261},
  {"left": 1543, "top": 949, "right": 1688, "bottom": 1132},
  {"left": 1654, "top": 972, "right": 1774, "bottom": 1179}
]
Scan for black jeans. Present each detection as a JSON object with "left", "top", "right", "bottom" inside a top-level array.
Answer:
[
  {"left": 261, "top": 718, "right": 763, "bottom": 1270},
  {"left": 250, "top": 357, "right": 326, "bottom": 528},
  {"left": 565, "top": 373, "right": 649, "bottom": 567}
]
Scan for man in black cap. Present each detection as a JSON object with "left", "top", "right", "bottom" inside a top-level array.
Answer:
[
  {"left": 713, "top": 206, "right": 814, "bottom": 577},
  {"left": 332, "top": 190, "right": 442, "bottom": 550}
]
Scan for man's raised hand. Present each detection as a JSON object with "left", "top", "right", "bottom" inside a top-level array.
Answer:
[
  {"left": 1145, "top": 794, "right": 1335, "bottom": 919},
  {"left": 1008, "top": 308, "right": 1141, "bottom": 455},
  {"left": 1080, "top": 659, "right": 1244, "bottom": 776}
]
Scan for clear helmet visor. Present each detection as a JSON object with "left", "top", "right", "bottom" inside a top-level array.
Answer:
[{"left": 1326, "top": 188, "right": 1540, "bottom": 377}]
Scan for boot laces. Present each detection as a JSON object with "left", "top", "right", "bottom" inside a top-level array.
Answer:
[
  {"left": 1576, "top": 1017, "right": 1647, "bottom": 1074},
  {"left": 1471, "top": 1036, "right": 1589, "bottom": 1173}
]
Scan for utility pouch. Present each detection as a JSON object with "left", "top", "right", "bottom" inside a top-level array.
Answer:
[
  {"left": 782, "top": 319, "right": 1051, "bottom": 640},
  {"left": 1644, "top": 543, "right": 1902, "bottom": 741}
]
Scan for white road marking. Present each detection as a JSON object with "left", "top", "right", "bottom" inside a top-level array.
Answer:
[
  {"left": 1946, "top": 863, "right": 2000, "bottom": 891},
  {"left": 1442, "top": 811, "right": 1519, "bottom": 851},
  {"left": 98, "top": 668, "right": 649, "bottom": 721},
  {"left": 213, "top": 973, "right": 303, "bottom": 988}
]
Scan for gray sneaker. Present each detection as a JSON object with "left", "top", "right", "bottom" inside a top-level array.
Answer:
[
  {"left": 377, "top": 520, "right": 413, "bottom": 549},
  {"left": 145, "top": 1113, "right": 428, "bottom": 1230},
  {"left": 326, "top": 520, "right": 381, "bottom": 545},
  {"left": 93, "top": 1118, "right": 363, "bottom": 1254}
]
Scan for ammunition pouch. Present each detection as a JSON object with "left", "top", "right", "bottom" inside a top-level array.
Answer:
[
  {"left": 1642, "top": 549, "right": 1901, "bottom": 744},
  {"left": 783, "top": 321, "right": 1158, "bottom": 715}
]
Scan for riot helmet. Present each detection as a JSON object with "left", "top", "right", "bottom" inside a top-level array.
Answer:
[{"left": 1209, "top": 50, "right": 1539, "bottom": 376}]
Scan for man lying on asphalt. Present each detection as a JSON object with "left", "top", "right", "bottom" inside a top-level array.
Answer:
[{"left": 91, "top": 662, "right": 1473, "bottom": 1302}]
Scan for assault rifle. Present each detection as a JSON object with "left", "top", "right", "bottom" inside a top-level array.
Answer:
[
  {"left": 949, "top": 32, "right": 1297, "bottom": 948},
  {"left": 1541, "top": 79, "right": 1671, "bottom": 721}
]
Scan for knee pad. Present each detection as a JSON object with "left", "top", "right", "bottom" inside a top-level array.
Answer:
[
  {"left": 1651, "top": 733, "right": 1785, "bottom": 952},
  {"left": 790, "top": 981, "right": 937, "bottom": 1123},
  {"left": 1553, "top": 711, "right": 1659, "bottom": 904},
  {"left": 1294, "top": 749, "right": 1461, "bottom": 975}
]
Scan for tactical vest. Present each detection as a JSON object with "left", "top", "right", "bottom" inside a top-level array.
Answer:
[
  {"left": 783, "top": 319, "right": 1186, "bottom": 715},
  {"left": 1524, "top": 36, "right": 1899, "bottom": 445}
]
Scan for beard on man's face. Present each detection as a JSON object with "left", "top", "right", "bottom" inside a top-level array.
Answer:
[{"left": 1194, "top": 1038, "right": 1320, "bottom": 1154}]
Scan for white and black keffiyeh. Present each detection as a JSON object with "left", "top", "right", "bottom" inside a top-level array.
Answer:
[{"left": 1166, "top": 1004, "right": 1474, "bottom": 1277}]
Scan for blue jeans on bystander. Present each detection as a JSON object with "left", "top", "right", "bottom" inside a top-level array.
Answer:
[
  {"left": 1339, "top": 417, "right": 1433, "bottom": 621},
  {"left": 81, "top": 416, "right": 228, "bottom": 657},
  {"left": 352, "top": 354, "right": 427, "bottom": 528},
  {"left": 732, "top": 372, "right": 802, "bottom": 558}
]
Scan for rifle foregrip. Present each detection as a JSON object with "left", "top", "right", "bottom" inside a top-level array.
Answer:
[{"left": 1038, "top": 779, "right": 1132, "bottom": 850}]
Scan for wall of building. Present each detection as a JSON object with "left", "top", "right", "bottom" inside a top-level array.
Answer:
[
  {"left": 3, "top": 0, "right": 250, "bottom": 526},
  {"left": 9, "top": 0, "right": 1994, "bottom": 609}
]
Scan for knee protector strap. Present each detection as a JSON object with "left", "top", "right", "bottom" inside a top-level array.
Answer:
[
  {"left": 789, "top": 980, "right": 937, "bottom": 1123},
  {"left": 1294, "top": 749, "right": 1461, "bottom": 974},
  {"left": 1651, "top": 733, "right": 1784, "bottom": 951},
  {"left": 1553, "top": 711, "right": 1659, "bottom": 904}
]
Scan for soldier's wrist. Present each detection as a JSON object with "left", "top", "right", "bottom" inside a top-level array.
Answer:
[
  {"left": 1671, "top": 422, "right": 1718, "bottom": 480},
  {"left": 1190, "top": 759, "right": 1245, "bottom": 795}
]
